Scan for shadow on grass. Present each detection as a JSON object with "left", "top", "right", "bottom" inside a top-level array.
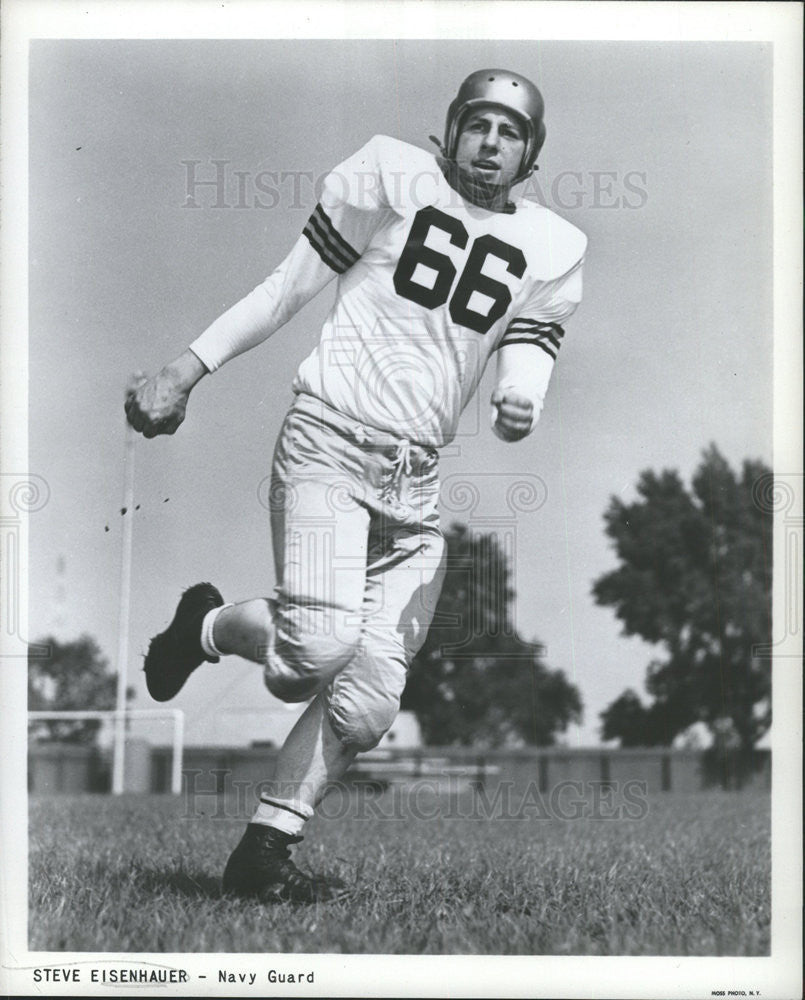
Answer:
[
  {"left": 130, "top": 867, "right": 222, "bottom": 900},
  {"left": 129, "top": 867, "right": 354, "bottom": 907}
]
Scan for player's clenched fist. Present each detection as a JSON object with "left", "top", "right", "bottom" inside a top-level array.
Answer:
[
  {"left": 491, "top": 389, "right": 534, "bottom": 442},
  {"left": 124, "top": 350, "right": 208, "bottom": 438}
]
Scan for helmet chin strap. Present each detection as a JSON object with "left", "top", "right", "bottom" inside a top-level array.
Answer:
[
  {"left": 429, "top": 135, "right": 535, "bottom": 213},
  {"left": 429, "top": 135, "right": 539, "bottom": 176}
]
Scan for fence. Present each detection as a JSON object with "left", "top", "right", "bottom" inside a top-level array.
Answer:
[{"left": 29, "top": 742, "right": 771, "bottom": 795}]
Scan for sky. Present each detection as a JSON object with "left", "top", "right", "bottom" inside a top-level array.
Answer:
[{"left": 26, "top": 38, "right": 774, "bottom": 747}]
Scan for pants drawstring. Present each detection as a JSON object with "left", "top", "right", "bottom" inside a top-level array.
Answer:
[{"left": 387, "top": 438, "right": 412, "bottom": 506}]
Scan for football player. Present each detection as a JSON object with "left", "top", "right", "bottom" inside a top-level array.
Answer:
[{"left": 125, "top": 68, "right": 587, "bottom": 902}]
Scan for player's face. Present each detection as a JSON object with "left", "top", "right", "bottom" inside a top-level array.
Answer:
[{"left": 454, "top": 106, "right": 527, "bottom": 188}]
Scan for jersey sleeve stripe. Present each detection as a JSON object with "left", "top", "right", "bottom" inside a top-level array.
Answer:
[
  {"left": 506, "top": 318, "right": 565, "bottom": 336},
  {"left": 495, "top": 337, "right": 559, "bottom": 360},
  {"left": 313, "top": 204, "right": 361, "bottom": 262},
  {"left": 502, "top": 334, "right": 561, "bottom": 355},
  {"left": 304, "top": 212, "right": 357, "bottom": 273},
  {"left": 494, "top": 319, "right": 566, "bottom": 359},
  {"left": 501, "top": 330, "right": 562, "bottom": 349},
  {"left": 303, "top": 220, "right": 352, "bottom": 274},
  {"left": 304, "top": 204, "right": 360, "bottom": 271}
]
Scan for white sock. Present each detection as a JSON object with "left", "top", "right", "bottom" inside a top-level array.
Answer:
[
  {"left": 251, "top": 796, "right": 314, "bottom": 837},
  {"left": 200, "top": 603, "right": 233, "bottom": 660}
]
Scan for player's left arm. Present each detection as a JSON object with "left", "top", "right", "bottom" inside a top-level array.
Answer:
[
  {"left": 491, "top": 351, "right": 553, "bottom": 443},
  {"left": 491, "top": 258, "right": 584, "bottom": 442}
]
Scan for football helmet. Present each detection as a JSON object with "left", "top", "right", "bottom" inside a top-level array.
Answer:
[{"left": 444, "top": 69, "right": 546, "bottom": 184}]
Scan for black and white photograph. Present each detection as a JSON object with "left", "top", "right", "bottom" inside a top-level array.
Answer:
[{"left": 1, "top": 1, "right": 801, "bottom": 997}]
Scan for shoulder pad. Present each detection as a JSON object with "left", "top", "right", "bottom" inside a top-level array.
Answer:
[
  {"left": 366, "top": 135, "right": 440, "bottom": 213},
  {"left": 519, "top": 201, "right": 587, "bottom": 276}
]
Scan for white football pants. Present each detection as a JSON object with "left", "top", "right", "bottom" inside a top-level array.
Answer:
[{"left": 263, "top": 392, "right": 446, "bottom": 751}]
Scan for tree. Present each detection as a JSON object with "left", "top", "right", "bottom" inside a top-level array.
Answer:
[
  {"left": 28, "top": 635, "right": 132, "bottom": 744},
  {"left": 402, "top": 523, "right": 582, "bottom": 746},
  {"left": 599, "top": 689, "right": 679, "bottom": 747},
  {"left": 593, "top": 445, "right": 772, "bottom": 751}
]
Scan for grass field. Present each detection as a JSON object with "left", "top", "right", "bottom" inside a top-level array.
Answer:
[{"left": 29, "top": 787, "right": 770, "bottom": 955}]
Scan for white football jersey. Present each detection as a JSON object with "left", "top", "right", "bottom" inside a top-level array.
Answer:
[{"left": 190, "top": 135, "right": 587, "bottom": 448}]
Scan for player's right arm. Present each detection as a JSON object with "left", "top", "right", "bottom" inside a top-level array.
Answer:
[
  {"left": 124, "top": 350, "right": 208, "bottom": 438},
  {"left": 126, "top": 136, "right": 390, "bottom": 438},
  {"left": 125, "top": 234, "right": 333, "bottom": 438}
]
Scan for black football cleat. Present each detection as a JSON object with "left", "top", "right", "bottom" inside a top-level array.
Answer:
[
  {"left": 222, "top": 824, "right": 347, "bottom": 904},
  {"left": 143, "top": 582, "right": 224, "bottom": 701}
]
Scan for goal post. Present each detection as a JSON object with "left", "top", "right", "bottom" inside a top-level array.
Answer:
[{"left": 28, "top": 708, "right": 185, "bottom": 794}]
